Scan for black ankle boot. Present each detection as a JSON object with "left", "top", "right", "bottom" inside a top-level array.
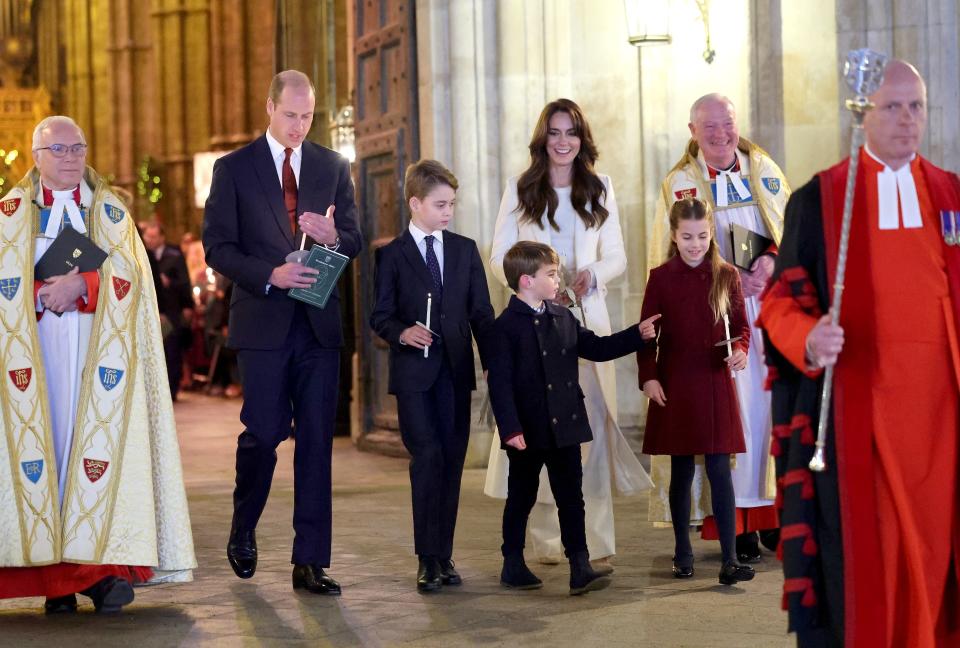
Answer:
[
  {"left": 568, "top": 551, "right": 611, "bottom": 596},
  {"left": 736, "top": 532, "right": 762, "bottom": 563},
  {"left": 500, "top": 553, "right": 542, "bottom": 590}
]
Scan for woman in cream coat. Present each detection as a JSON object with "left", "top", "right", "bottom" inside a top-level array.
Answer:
[{"left": 484, "top": 98, "right": 651, "bottom": 568}]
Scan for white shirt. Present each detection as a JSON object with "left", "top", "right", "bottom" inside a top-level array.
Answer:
[
  {"left": 265, "top": 129, "right": 302, "bottom": 187},
  {"left": 408, "top": 221, "right": 444, "bottom": 280},
  {"left": 864, "top": 144, "right": 922, "bottom": 230}
]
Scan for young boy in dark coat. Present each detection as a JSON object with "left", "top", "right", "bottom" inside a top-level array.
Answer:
[
  {"left": 369, "top": 160, "right": 495, "bottom": 592},
  {"left": 486, "top": 241, "right": 655, "bottom": 595}
]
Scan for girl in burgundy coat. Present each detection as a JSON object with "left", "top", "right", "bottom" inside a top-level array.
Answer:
[{"left": 637, "top": 197, "right": 755, "bottom": 585}]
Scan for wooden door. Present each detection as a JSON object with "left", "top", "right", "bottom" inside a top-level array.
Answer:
[{"left": 354, "top": 0, "right": 418, "bottom": 455}]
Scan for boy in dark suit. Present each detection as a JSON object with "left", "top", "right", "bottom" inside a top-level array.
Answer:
[
  {"left": 370, "top": 160, "right": 495, "bottom": 592},
  {"left": 486, "top": 241, "right": 653, "bottom": 595}
]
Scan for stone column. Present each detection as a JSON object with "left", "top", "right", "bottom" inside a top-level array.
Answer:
[
  {"left": 749, "top": 0, "right": 785, "bottom": 166},
  {"left": 151, "top": 0, "right": 211, "bottom": 234},
  {"left": 106, "top": 0, "right": 158, "bottom": 197},
  {"left": 208, "top": 0, "right": 276, "bottom": 150},
  {"left": 63, "top": 0, "right": 115, "bottom": 174}
]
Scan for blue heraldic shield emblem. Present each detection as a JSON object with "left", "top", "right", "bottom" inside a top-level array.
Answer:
[
  {"left": 105, "top": 204, "right": 125, "bottom": 224},
  {"left": 762, "top": 177, "right": 781, "bottom": 195},
  {"left": 21, "top": 459, "right": 43, "bottom": 484},
  {"left": 98, "top": 366, "right": 124, "bottom": 391},
  {"left": 0, "top": 277, "right": 20, "bottom": 301}
]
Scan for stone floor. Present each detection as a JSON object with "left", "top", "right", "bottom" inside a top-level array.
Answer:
[{"left": 0, "top": 393, "right": 794, "bottom": 647}]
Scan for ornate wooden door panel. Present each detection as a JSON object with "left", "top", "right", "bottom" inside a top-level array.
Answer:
[{"left": 354, "top": 0, "right": 417, "bottom": 455}]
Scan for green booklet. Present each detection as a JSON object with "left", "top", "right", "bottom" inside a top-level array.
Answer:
[{"left": 287, "top": 245, "right": 350, "bottom": 309}]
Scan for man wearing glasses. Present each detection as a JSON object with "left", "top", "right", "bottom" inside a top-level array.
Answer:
[{"left": 0, "top": 116, "right": 195, "bottom": 614}]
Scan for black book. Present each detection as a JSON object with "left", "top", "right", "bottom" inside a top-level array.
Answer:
[
  {"left": 729, "top": 223, "right": 773, "bottom": 270},
  {"left": 35, "top": 226, "right": 108, "bottom": 281}
]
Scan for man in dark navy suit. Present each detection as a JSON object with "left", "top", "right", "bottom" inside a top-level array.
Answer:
[
  {"left": 369, "top": 160, "right": 495, "bottom": 592},
  {"left": 203, "top": 70, "right": 362, "bottom": 595},
  {"left": 142, "top": 221, "right": 194, "bottom": 400}
]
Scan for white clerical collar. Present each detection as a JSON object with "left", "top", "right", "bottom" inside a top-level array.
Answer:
[
  {"left": 864, "top": 145, "right": 922, "bottom": 230},
  {"left": 38, "top": 182, "right": 87, "bottom": 237},
  {"left": 699, "top": 150, "right": 750, "bottom": 207},
  {"left": 409, "top": 221, "right": 444, "bottom": 246},
  {"left": 265, "top": 129, "right": 302, "bottom": 161}
]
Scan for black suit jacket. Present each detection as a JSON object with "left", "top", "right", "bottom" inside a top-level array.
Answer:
[
  {"left": 369, "top": 228, "right": 495, "bottom": 394},
  {"left": 154, "top": 245, "right": 193, "bottom": 324},
  {"left": 202, "top": 136, "right": 362, "bottom": 350},
  {"left": 486, "top": 296, "right": 643, "bottom": 449}
]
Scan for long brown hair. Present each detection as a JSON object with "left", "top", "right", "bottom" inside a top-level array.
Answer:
[
  {"left": 515, "top": 98, "right": 609, "bottom": 231},
  {"left": 667, "top": 198, "right": 737, "bottom": 322}
]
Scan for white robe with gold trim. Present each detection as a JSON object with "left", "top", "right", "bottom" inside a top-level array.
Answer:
[{"left": 0, "top": 167, "right": 195, "bottom": 581}]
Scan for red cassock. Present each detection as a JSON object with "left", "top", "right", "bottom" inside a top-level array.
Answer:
[
  {"left": 760, "top": 150, "right": 960, "bottom": 647},
  {"left": 637, "top": 254, "right": 749, "bottom": 456}
]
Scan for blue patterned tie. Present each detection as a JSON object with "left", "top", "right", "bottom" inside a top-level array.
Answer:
[{"left": 424, "top": 235, "right": 443, "bottom": 297}]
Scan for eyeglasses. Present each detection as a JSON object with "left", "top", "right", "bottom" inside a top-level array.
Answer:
[{"left": 34, "top": 143, "right": 88, "bottom": 158}]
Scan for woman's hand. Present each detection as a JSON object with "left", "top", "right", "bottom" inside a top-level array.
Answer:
[
  {"left": 643, "top": 379, "right": 666, "bottom": 407},
  {"left": 570, "top": 269, "right": 593, "bottom": 298}
]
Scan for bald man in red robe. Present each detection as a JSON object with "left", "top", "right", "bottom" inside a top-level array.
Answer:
[{"left": 760, "top": 61, "right": 960, "bottom": 647}]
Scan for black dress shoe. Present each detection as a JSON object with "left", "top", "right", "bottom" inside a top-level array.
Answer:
[
  {"left": 44, "top": 594, "right": 77, "bottom": 614},
  {"left": 736, "top": 532, "right": 762, "bottom": 564},
  {"left": 292, "top": 564, "right": 341, "bottom": 596},
  {"left": 227, "top": 528, "right": 257, "bottom": 579},
  {"left": 672, "top": 563, "right": 694, "bottom": 579},
  {"left": 439, "top": 559, "right": 462, "bottom": 586},
  {"left": 719, "top": 560, "right": 756, "bottom": 585},
  {"left": 80, "top": 576, "right": 134, "bottom": 613},
  {"left": 417, "top": 557, "right": 442, "bottom": 593}
]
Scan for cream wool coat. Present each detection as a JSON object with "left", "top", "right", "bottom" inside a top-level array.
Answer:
[{"left": 484, "top": 174, "right": 652, "bottom": 501}]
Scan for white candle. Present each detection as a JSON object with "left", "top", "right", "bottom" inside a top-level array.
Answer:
[
  {"left": 723, "top": 313, "right": 735, "bottom": 378},
  {"left": 424, "top": 293, "right": 432, "bottom": 358}
]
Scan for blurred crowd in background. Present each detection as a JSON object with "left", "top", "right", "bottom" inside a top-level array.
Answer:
[{"left": 136, "top": 218, "right": 241, "bottom": 401}]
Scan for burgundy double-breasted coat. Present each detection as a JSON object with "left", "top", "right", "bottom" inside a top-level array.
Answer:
[{"left": 637, "top": 254, "right": 749, "bottom": 455}]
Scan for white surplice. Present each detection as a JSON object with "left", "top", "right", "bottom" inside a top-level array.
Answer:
[{"left": 33, "top": 182, "right": 95, "bottom": 503}]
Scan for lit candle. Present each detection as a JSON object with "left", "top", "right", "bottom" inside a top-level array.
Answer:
[
  {"left": 424, "top": 292, "right": 432, "bottom": 358},
  {"left": 723, "top": 313, "right": 735, "bottom": 378}
]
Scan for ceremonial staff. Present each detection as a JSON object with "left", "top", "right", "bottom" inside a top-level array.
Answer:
[{"left": 809, "top": 49, "right": 887, "bottom": 472}]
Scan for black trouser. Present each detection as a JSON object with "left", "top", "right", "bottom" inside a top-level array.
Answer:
[
  {"left": 502, "top": 444, "right": 586, "bottom": 558},
  {"left": 163, "top": 333, "right": 183, "bottom": 400},
  {"left": 669, "top": 453, "right": 736, "bottom": 566},
  {"left": 233, "top": 304, "right": 339, "bottom": 566},
  {"left": 396, "top": 361, "right": 472, "bottom": 559}
]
